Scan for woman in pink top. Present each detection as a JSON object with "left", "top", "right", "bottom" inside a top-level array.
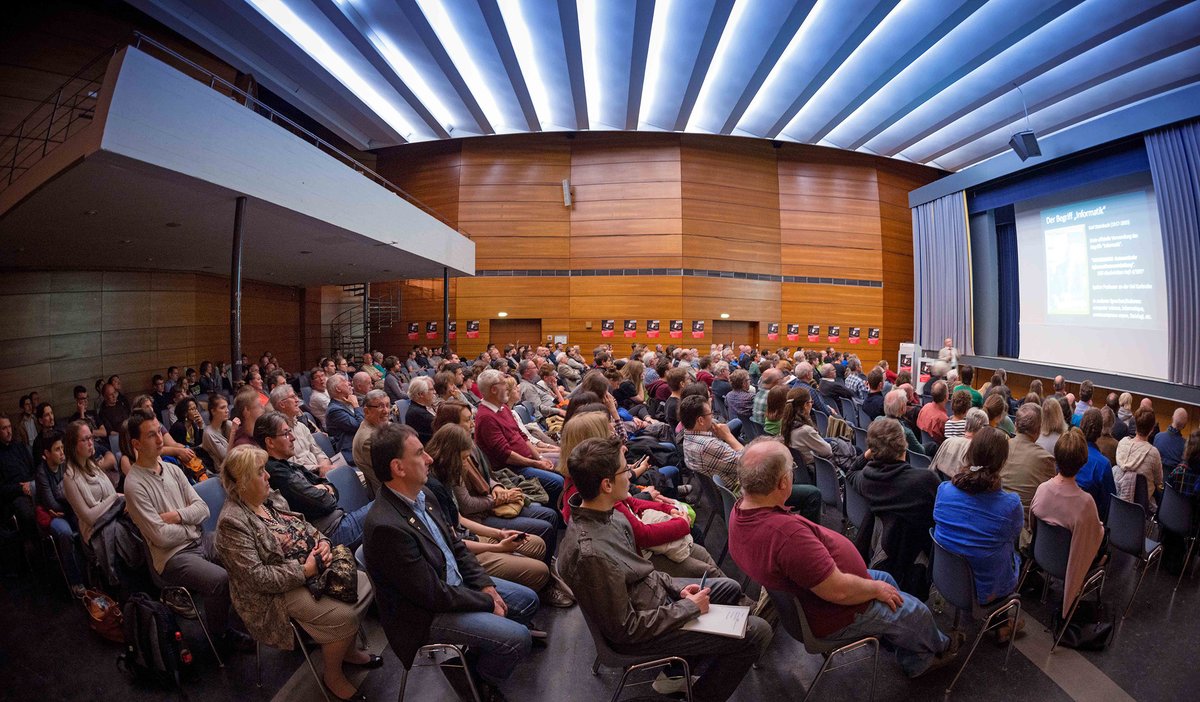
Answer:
[{"left": 1031, "top": 427, "right": 1105, "bottom": 618}]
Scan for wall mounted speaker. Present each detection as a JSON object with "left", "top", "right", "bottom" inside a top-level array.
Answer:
[{"left": 1009, "top": 131, "right": 1041, "bottom": 161}]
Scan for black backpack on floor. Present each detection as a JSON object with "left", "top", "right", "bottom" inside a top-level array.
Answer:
[{"left": 117, "top": 592, "right": 194, "bottom": 689}]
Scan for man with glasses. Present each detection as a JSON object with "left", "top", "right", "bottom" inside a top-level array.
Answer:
[
  {"left": 680, "top": 395, "right": 822, "bottom": 524},
  {"left": 269, "top": 384, "right": 333, "bottom": 478},
  {"left": 353, "top": 390, "right": 391, "bottom": 497},
  {"left": 255, "top": 412, "right": 372, "bottom": 548}
]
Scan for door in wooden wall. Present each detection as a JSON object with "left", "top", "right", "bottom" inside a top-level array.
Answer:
[
  {"left": 488, "top": 318, "right": 543, "bottom": 349},
  {"left": 711, "top": 321, "right": 758, "bottom": 349}
]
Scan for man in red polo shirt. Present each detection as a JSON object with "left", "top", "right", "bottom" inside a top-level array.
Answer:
[
  {"left": 728, "top": 439, "right": 959, "bottom": 679},
  {"left": 474, "top": 368, "right": 563, "bottom": 511}
]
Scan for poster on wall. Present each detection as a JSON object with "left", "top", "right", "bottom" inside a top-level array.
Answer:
[
  {"left": 767, "top": 323, "right": 779, "bottom": 341},
  {"left": 786, "top": 324, "right": 800, "bottom": 341},
  {"left": 807, "top": 325, "right": 820, "bottom": 342},
  {"left": 827, "top": 325, "right": 840, "bottom": 343},
  {"left": 601, "top": 319, "right": 615, "bottom": 338},
  {"left": 647, "top": 320, "right": 660, "bottom": 338},
  {"left": 448, "top": 321, "right": 457, "bottom": 339},
  {"left": 426, "top": 321, "right": 438, "bottom": 339},
  {"left": 691, "top": 320, "right": 705, "bottom": 339},
  {"left": 623, "top": 320, "right": 637, "bottom": 338},
  {"left": 407, "top": 322, "right": 419, "bottom": 340},
  {"left": 466, "top": 320, "right": 480, "bottom": 339},
  {"left": 868, "top": 327, "right": 880, "bottom": 345},
  {"left": 848, "top": 326, "right": 860, "bottom": 344},
  {"left": 670, "top": 320, "right": 684, "bottom": 338}
]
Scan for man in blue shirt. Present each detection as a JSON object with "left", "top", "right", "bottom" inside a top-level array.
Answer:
[{"left": 1153, "top": 408, "right": 1188, "bottom": 471}]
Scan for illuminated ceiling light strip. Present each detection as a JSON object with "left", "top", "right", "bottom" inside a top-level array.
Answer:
[
  {"left": 685, "top": 0, "right": 751, "bottom": 133},
  {"left": 365, "top": 31, "right": 455, "bottom": 130},
  {"left": 577, "top": 0, "right": 605, "bottom": 129},
  {"left": 416, "top": 0, "right": 506, "bottom": 130},
  {"left": 638, "top": 0, "right": 673, "bottom": 128},
  {"left": 738, "top": 0, "right": 826, "bottom": 131},
  {"left": 498, "top": 0, "right": 552, "bottom": 127},
  {"left": 246, "top": 0, "right": 416, "bottom": 138}
]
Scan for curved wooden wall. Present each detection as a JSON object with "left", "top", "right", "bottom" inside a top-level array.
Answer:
[{"left": 373, "top": 133, "right": 941, "bottom": 363}]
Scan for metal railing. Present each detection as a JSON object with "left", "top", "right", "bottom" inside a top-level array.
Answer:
[
  {"left": 0, "top": 43, "right": 117, "bottom": 194},
  {"left": 2, "top": 32, "right": 467, "bottom": 243},
  {"left": 329, "top": 285, "right": 401, "bottom": 356}
]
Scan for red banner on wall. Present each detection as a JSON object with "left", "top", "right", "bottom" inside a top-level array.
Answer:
[
  {"left": 766, "top": 323, "right": 779, "bottom": 341},
  {"left": 848, "top": 326, "right": 860, "bottom": 344},
  {"left": 407, "top": 322, "right": 419, "bottom": 341},
  {"left": 691, "top": 320, "right": 705, "bottom": 339},
  {"left": 786, "top": 324, "right": 800, "bottom": 341},
  {"left": 623, "top": 320, "right": 637, "bottom": 338},
  {"left": 647, "top": 320, "right": 660, "bottom": 338},
  {"left": 466, "top": 320, "right": 480, "bottom": 339},
  {"left": 807, "top": 325, "right": 820, "bottom": 343},
  {"left": 827, "top": 325, "right": 840, "bottom": 343},
  {"left": 868, "top": 327, "right": 880, "bottom": 345},
  {"left": 448, "top": 321, "right": 457, "bottom": 340},
  {"left": 601, "top": 320, "right": 615, "bottom": 338},
  {"left": 669, "top": 320, "right": 683, "bottom": 338},
  {"left": 425, "top": 321, "right": 438, "bottom": 339}
]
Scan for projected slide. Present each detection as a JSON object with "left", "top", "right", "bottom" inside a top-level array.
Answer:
[{"left": 1015, "top": 173, "right": 1168, "bottom": 380}]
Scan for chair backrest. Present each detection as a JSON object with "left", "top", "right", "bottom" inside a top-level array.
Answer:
[
  {"left": 1107, "top": 495, "right": 1148, "bottom": 556},
  {"left": 712, "top": 475, "right": 739, "bottom": 524},
  {"left": 394, "top": 399, "right": 411, "bottom": 425},
  {"left": 713, "top": 394, "right": 729, "bottom": 422},
  {"left": 1134, "top": 473, "right": 1150, "bottom": 511},
  {"left": 355, "top": 544, "right": 367, "bottom": 570},
  {"left": 692, "top": 471, "right": 724, "bottom": 526},
  {"left": 312, "top": 432, "right": 336, "bottom": 458},
  {"left": 843, "top": 479, "right": 871, "bottom": 532},
  {"left": 1032, "top": 517, "right": 1073, "bottom": 580},
  {"left": 929, "top": 530, "right": 978, "bottom": 613},
  {"left": 514, "top": 404, "right": 532, "bottom": 425},
  {"left": 327, "top": 465, "right": 370, "bottom": 512},
  {"left": 789, "top": 447, "right": 814, "bottom": 485},
  {"left": 1158, "top": 484, "right": 1195, "bottom": 536},
  {"left": 194, "top": 477, "right": 225, "bottom": 533},
  {"left": 853, "top": 425, "right": 868, "bottom": 453},
  {"left": 521, "top": 401, "right": 538, "bottom": 422},
  {"left": 742, "top": 420, "right": 765, "bottom": 442},
  {"left": 766, "top": 590, "right": 835, "bottom": 655},
  {"left": 813, "top": 455, "right": 840, "bottom": 508},
  {"left": 850, "top": 400, "right": 865, "bottom": 427},
  {"left": 301, "top": 386, "right": 313, "bottom": 403},
  {"left": 908, "top": 450, "right": 931, "bottom": 470},
  {"left": 813, "top": 409, "right": 829, "bottom": 437}
]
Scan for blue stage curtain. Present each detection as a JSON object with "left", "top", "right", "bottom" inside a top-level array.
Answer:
[
  {"left": 913, "top": 191, "right": 972, "bottom": 355},
  {"left": 1145, "top": 119, "right": 1200, "bottom": 386},
  {"left": 994, "top": 206, "right": 1019, "bottom": 359}
]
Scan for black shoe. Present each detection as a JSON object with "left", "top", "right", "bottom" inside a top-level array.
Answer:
[
  {"left": 218, "top": 629, "right": 255, "bottom": 654},
  {"left": 345, "top": 653, "right": 384, "bottom": 669},
  {"left": 322, "top": 677, "right": 368, "bottom": 702}
]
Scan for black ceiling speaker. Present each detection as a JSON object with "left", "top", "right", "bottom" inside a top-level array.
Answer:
[{"left": 1009, "top": 130, "right": 1041, "bottom": 161}]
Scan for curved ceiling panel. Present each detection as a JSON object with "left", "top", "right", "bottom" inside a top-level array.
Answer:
[{"left": 128, "top": 0, "right": 1200, "bottom": 171}]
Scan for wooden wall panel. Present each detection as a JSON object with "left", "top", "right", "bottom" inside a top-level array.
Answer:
[{"left": 0, "top": 270, "right": 302, "bottom": 419}]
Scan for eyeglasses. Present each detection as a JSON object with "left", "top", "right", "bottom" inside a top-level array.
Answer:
[
  {"left": 271, "top": 430, "right": 295, "bottom": 439},
  {"left": 365, "top": 403, "right": 387, "bottom": 410}
]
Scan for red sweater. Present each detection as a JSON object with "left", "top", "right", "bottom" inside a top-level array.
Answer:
[
  {"left": 562, "top": 481, "right": 690, "bottom": 548},
  {"left": 474, "top": 402, "right": 534, "bottom": 470}
]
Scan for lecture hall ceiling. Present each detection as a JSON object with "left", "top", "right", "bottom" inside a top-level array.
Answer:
[{"left": 129, "top": 0, "right": 1200, "bottom": 172}]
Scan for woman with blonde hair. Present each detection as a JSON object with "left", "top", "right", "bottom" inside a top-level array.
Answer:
[
  {"left": 216, "top": 445, "right": 377, "bottom": 701},
  {"left": 1038, "top": 397, "right": 1068, "bottom": 455}
]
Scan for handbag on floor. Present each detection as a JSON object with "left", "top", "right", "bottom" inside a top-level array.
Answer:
[{"left": 1052, "top": 600, "right": 1114, "bottom": 651}]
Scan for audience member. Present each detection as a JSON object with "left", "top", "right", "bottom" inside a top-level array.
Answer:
[
  {"left": 1, "top": 416, "right": 38, "bottom": 541},
  {"left": 350, "top": 390, "right": 391, "bottom": 496},
  {"left": 1168, "top": 432, "right": 1200, "bottom": 498},
  {"left": 1114, "top": 408, "right": 1164, "bottom": 511},
  {"left": 325, "top": 374, "right": 364, "bottom": 464},
  {"left": 63, "top": 419, "right": 132, "bottom": 589},
  {"left": 503, "top": 375, "right": 560, "bottom": 453},
  {"left": 256, "top": 412, "right": 370, "bottom": 548},
  {"left": 861, "top": 368, "right": 886, "bottom": 422},
  {"left": 877, "top": 389, "right": 924, "bottom": 454},
  {"left": 35, "top": 430, "right": 85, "bottom": 594},
  {"left": 1153, "top": 408, "right": 1189, "bottom": 471},
  {"left": 681, "top": 395, "right": 821, "bottom": 523},
  {"left": 364, "top": 423, "right": 539, "bottom": 701},
  {"left": 123, "top": 410, "right": 250, "bottom": 653},
  {"left": 782, "top": 386, "right": 833, "bottom": 470},
  {"left": 271, "top": 384, "right": 333, "bottom": 478},
  {"left": 730, "top": 438, "right": 956, "bottom": 679},
  {"left": 844, "top": 357, "right": 868, "bottom": 400},
  {"left": 202, "top": 394, "right": 232, "bottom": 468},
  {"left": 215, "top": 444, "right": 377, "bottom": 701},
  {"left": 1071, "top": 380, "right": 1095, "bottom": 426},
  {"left": 1000, "top": 404, "right": 1056, "bottom": 545},
  {"left": 724, "top": 369, "right": 755, "bottom": 423},
  {"left": 403, "top": 376, "right": 437, "bottom": 444},
  {"left": 917, "top": 380, "right": 949, "bottom": 444},
  {"left": 943, "top": 389, "right": 972, "bottom": 438},
  {"left": 1037, "top": 397, "right": 1067, "bottom": 455},
  {"left": 933, "top": 428, "right": 1023, "bottom": 617},
  {"left": 559, "top": 435, "right": 771, "bottom": 702},
  {"left": 1096, "top": 407, "right": 1120, "bottom": 466},
  {"left": 762, "top": 385, "right": 790, "bottom": 436},
  {"left": 1030, "top": 428, "right": 1105, "bottom": 620},
  {"left": 230, "top": 388, "right": 264, "bottom": 450},
  {"left": 953, "top": 365, "right": 982, "bottom": 408},
  {"left": 96, "top": 383, "right": 131, "bottom": 437},
  {"left": 983, "top": 393, "right": 1013, "bottom": 436},
  {"left": 1106, "top": 393, "right": 1129, "bottom": 440},
  {"left": 308, "top": 369, "right": 332, "bottom": 428},
  {"left": 474, "top": 370, "right": 563, "bottom": 510},
  {"left": 930, "top": 408, "right": 989, "bottom": 479},
  {"left": 1077, "top": 409, "right": 1117, "bottom": 521}
]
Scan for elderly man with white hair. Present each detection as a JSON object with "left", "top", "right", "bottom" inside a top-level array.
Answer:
[
  {"left": 270, "top": 383, "right": 333, "bottom": 477},
  {"left": 324, "top": 373, "right": 364, "bottom": 466},
  {"left": 351, "top": 371, "right": 373, "bottom": 407},
  {"left": 474, "top": 369, "right": 563, "bottom": 511},
  {"left": 873, "top": 389, "right": 923, "bottom": 455},
  {"left": 1153, "top": 407, "right": 1189, "bottom": 471},
  {"left": 937, "top": 337, "right": 959, "bottom": 365},
  {"left": 796, "top": 361, "right": 840, "bottom": 417},
  {"left": 751, "top": 368, "right": 784, "bottom": 427}
]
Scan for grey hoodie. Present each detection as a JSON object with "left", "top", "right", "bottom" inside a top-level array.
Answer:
[{"left": 1114, "top": 437, "right": 1163, "bottom": 511}]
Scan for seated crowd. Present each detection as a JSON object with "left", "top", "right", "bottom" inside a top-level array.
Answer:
[{"left": 1, "top": 340, "right": 1197, "bottom": 702}]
